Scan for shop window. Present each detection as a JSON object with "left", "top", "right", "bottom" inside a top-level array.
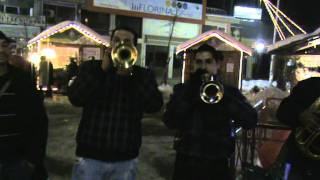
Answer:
[
  {"left": 6, "top": 6, "right": 18, "bottom": 14},
  {"left": 146, "top": 45, "right": 168, "bottom": 83},
  {"left": 116, "top": 15, "right": 142, "bottom": 38},
  {"left": 81, "top": 10, "right": 110, "bottom": 35},
  {"left": 0, "top": 5, "right": 4, "bottom": 12}
]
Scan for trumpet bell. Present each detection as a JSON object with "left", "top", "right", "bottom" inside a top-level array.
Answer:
[
  {"left": 200, "top": 74, "right": 224, "bottom": 104},
  {"left": 111, "top": 42, "right": 138, "bottom": 69}
]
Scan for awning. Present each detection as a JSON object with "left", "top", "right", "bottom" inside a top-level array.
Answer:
[
  {"left": 176, "top": 30, "right": 253, "bottom": 56},
  {"left": 267, "top": 27, "right": 320, "bottom": 54},
  {"left": 28, "top": 21, "right": 110, "bottom": 47}
]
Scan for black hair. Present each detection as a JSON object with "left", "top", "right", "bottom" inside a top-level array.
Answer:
[
  {"left": 110, "top": 27, "right": 138, "bottom": 46},
  {"left": 195, "top": 44, "right": 223, "bottom": 62}
]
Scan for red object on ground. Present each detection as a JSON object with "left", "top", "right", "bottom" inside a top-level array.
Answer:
[{"left": 258, "top": 130, "right": 291, "bottom": 169}]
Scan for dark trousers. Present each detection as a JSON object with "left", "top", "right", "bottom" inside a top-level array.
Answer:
[
  {"left": 0, "top": 160, "right": 32, "bottom": 180},
  {"left": 287, "top": 164, "right": 320, "bottom": 180},
  {"left": 0, "top": 160, "right": 47, "bottom": 180},
  {"left": 172, "top": 153, "right": 233, "bottom": 180}
]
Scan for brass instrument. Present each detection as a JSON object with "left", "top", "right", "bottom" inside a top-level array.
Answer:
[
  {"left": 295, "top": 97, "right": 320, "bottom": 160},
  {"left": 111, "top": 41, "right": 138, "bottom": 69},
  {"left": 200, "top": 74, "right": 224, "bottom": 104}
]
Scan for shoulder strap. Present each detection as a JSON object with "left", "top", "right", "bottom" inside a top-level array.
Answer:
[{"left": 0, "top": 79, "right": 12, "bottom": 99}]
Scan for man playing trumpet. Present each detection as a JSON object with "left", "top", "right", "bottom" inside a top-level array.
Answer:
[
  {"left": 163, "top": 44, "right": 257, "bottom": 180},
  {"left": 68, "top": 27, "right": 163, "bottom": 180}
]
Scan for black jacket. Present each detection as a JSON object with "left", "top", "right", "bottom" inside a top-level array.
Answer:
[
  {"left": 0, "top": 65, "right": 48, "bottom": 168},
  {"left": 163, "top": 72, "right": 257, "bottom": 159},
  {"left": 277, "top": 77, "right": 320, "bottom": 168},
  {"left": 68, "top": 61, "right": 163, "bottom": 161}
]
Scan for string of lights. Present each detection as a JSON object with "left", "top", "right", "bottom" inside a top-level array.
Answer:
[
  {"left": 261, "top": 0, "right": 307, "bottom": 40},
  {"left": 266, "top": 0, "right": 295, "bottom": 36},
  {"left": 262, "top": 0, "right": 286, "bottom": 40},
  {"left": 266, "top": 0, "right": 307, "bottom": 34}
]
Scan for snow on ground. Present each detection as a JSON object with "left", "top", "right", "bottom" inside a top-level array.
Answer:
[{"left": 242, "top": 79, "right": 271, "bottom": 92}]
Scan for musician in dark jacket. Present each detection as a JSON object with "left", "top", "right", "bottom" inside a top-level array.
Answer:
[
  {"left": 68, "top": 27, "right": 163, "bottom": 180},
  {"left": 163, "top": 44, "right": 257, "bottom": 180},
  {"left": 0, "top": 31, "right": 48, "bottom": 180},
  {"left": 277, "top": 64, "right": 320, "bottom": 180}
]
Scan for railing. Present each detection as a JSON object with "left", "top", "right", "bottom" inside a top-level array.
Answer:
[
  {"left": 206, "top": 7, "right": 228, "bottom": 15},
  {"left": 235, "top": 98, "right": 292, "bottom": 179}
]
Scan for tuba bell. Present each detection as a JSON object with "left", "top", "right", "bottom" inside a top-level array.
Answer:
[
  {"left": 200, "top": 74, "right": 224, "bottom": 104},
  {"left": 295, "top": 97, "right": 320, "bottom": 160},
  {"left": 111, "top": 41, "right": 138, "bottom": 69}
]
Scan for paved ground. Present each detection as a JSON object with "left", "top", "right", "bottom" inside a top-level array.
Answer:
[
  {"left": 44, "top": 95, "right": 176, "bottom": 180},
  {"left": 43, "top": 86, "right": 274, "bottom": 180}
]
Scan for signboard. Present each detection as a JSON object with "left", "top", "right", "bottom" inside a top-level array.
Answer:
[
  {"left": 234, "top": 6, "right": 262, "bottom": 20},
  {"left": 92, "top": 0, "right": 202, "bottom": 21},
  {"left": 226, "top": 63, "right": 234, "bottom": 73},
  {"left": 0, "top": 12, "right": 46, "bottom": 27},
  {"left": 0, "top": 24, "right": 40, "bottom": 39},
  {"left": 143, "top": 18, "right": 200, "bottom": 39}
]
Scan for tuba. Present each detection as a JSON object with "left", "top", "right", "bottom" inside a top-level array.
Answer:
[
  {"left": 295, "top": 97, "right": 320, "bottom": 160},
  {"left": 111, "top": 41, "right": 138, "bottom": 69},
  {"left": 200, "top": 74, "right": 224, "bottom": 104}
]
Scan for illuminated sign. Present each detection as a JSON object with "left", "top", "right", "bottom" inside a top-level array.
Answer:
[
  {"left": 0, "top": 12, "right": 45, "bottom": 26},
  {"left": 143, "top": 18, "right": 200, "bottom": 39},
  {"left": 234, "top": 6, "right": 262, "bottom": 20},
  {"left": 93, "top": 0, "right": 202, "bottom": 20}
]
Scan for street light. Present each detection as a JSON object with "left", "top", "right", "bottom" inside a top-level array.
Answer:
[
  {"left": 269, "top": 0, "right": 281, "bottom": 83},
  {"left": 255, "top": 42, "right": 266, "bottom": 53}
]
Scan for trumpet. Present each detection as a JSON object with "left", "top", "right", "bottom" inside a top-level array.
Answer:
[
  {"left": 200, "top": 74, "right": 224, "bottom": 104},
  {"left": 111, "top": 41, "right": 138, "bottom": 69}
]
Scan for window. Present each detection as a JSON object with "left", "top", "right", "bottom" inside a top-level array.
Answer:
[
  {"left": 218, "top": 27, "right": 226, "bottom": 32},
  {"left": 6, "top": 6, "right": 18, "bottom": 14},
  {"left": 0, "top": 5, "right": 4, "bottom": 12},
  {"left": 116, "top": 15, "right": 142, "bottom": 38},
  {"left": 20, "top": 8, "right": 30, "bottom": 15},
  {"left": 203, "top": 25, "right": 226, "bottom": 33},
  {"left": 44, "top": 4, "right": 76, "bottom": 24},
  {"left": 56, "top": 6, "right": 75, "bottom": 22},
  {"left": 81, "top": 10, "right": 110, "bottom": 35},
  {"left": 44, "top": 4, "right": 56, "bottom": 24}
]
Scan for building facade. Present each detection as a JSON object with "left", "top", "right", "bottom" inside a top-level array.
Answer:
[
  {"left": 1, "top": 0, "right": 272, "bottom": 82},
  {"left": 0, "top": 0, "right": 46, "bottom": 51}
]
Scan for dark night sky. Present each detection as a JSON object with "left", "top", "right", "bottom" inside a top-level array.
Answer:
[
  {"left": 280, "top": 0, "right": 319, "bottom": 33},
  {"left": 186, "top": 0, "right": 319, "bottom": 33}
]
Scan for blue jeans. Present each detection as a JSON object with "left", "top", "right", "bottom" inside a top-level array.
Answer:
[{"left": 71, "top": 157, "right": 138, "bottom": 180}]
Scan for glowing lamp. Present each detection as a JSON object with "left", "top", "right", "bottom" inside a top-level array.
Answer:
[
  {"left": 28, "top": 53, "right": 40, "bottom": 64},
  {"left": 41, "top": 48, "right": 56, "bottom": 59},
  {"left": 255, "top": 42, "right": 266, "bottom": 53}
]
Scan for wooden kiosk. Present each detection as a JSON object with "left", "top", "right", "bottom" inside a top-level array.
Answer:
[
  {"left": 27, "top": 21, "right": 110, "bottom": 69},
  {"left": 176, "top": 30, "right": 253, "bottom": 89}
]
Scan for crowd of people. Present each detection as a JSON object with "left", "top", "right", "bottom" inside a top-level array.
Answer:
[{"left": 0, "top": 25, "right": 319, "bottom": 180}]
